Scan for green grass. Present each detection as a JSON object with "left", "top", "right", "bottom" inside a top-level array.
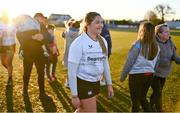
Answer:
[{"left": 0, "top": 27, "right": 180, "bottom": 112}]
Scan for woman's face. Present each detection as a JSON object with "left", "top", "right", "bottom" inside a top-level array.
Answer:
[
  {"left": 159, "top": 27, "right": 170, "bottom": 41},
  {"left": 87, "top": 16, "right": 103, "bottom": 35}
]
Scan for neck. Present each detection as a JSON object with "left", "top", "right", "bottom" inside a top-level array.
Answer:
[
  {"left": 158, "top": 36, "right": 167, "bottom": 43},
  {"left": 86, "top": 32, "right": 98, "bottom": 41}
]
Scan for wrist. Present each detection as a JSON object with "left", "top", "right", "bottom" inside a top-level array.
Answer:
[{"left": 72, "top": 95, "right": 78, "bottom": 98}]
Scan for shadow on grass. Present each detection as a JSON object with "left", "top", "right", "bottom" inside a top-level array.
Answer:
[
  {"left": 97, "top": 82, "right": 131, "bottom": 112},
  {"left": 39, "top": 96, "right": 57, "bottom": 112},
  {"left": 5, "top": 78, "right": 14, "bottom": 112},
  {"left": 23, "top": 95, "right": 33, "bottom": 112},
  {"left": 49, "top": 80, "right": 74, "bottom": 112}
]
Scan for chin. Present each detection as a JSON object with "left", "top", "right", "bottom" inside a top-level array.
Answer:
[{"left": 96, "top": 30, "right": 102, "bottom": 34}]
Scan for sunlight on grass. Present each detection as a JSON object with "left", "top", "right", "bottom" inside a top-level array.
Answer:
[{"left": 0, "top": 27, "right": 180, "bottom": 112}]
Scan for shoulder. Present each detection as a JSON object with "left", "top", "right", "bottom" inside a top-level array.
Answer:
[
  {"left": 71, "top": 33, "right": 85, "bottom": 45},
  {"left": 132, "top": 41, "right": 141, "bottom": 49}
]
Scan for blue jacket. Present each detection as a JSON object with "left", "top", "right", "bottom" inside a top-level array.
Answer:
[{"left": 100, "top": 24, "right": 112, "bottom": 58}]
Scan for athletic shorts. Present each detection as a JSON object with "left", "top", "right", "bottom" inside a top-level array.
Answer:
[
  {"left": 0, "top": 44, "right": 16, "bottom": 53},
  {"left": 77, "top": 77, "right": 100, "bottom": 100}
]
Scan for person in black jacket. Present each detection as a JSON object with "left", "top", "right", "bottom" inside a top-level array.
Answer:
[
  {"left": 16, "top": 13, "right": 53, "bottom": 99},
  {"left": 100, "top": 22, "right": 112, "bottom": 58}
]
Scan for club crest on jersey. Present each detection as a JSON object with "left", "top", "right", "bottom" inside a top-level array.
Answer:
[{"left": 88, "top": 45, "right": 93, "bottom": 49}]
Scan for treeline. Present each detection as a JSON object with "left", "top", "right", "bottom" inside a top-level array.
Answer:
[{"left": 104, "top": 19, "right": 136, "bottom": 25}]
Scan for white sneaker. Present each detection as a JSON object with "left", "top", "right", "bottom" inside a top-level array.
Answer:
[{"left": 100, "top": 80, "right": 106, "bottom": 86}]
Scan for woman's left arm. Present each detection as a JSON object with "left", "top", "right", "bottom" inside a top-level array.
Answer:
[
  {"left": 172, "top": 42, "right": 180, "bottom": 64},
  {"left": 103, "top": 57, "right": 114, "bottom": 98}
]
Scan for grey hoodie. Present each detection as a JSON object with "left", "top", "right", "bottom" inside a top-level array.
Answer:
[
  {"left": 62, "top": 28, "right": 80, "bottom": 68},
  {"left": 154, "top": 36, "right": 180, "bottom": 78},
  {"left": 120, "top": 41, "right": 160, "bottom": 81}
]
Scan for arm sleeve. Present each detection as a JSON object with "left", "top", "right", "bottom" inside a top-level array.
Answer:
[
  {"left": 68, "top": 62, "right": 79, "bottom": 96},
  {"left": 172, "top": 43, "right": 180, "bottom": 64},
  {"left": 68, "top": 39, "right": 82, "bottom": 64},
  {"left": 16, "top": 30, "right": 39, "bottom": 48},
  {"left": 120, "top": 45, "right": 140, "bottom": 81},
  {"left": 103, "top": 57, "right": 112, "bottom": 85},
  {"left": 68, "top": 39, "right": 82, "bottom": 96}
]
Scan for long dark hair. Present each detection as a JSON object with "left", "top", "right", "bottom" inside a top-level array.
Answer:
[{"left": 137, "top": 21, "right": 158, "bottom": 60}]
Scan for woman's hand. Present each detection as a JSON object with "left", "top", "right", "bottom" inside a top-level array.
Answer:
[
  {"left": 32, "top": 33, "right": 44, "bottom": 41},
  {"left": 107, "top": 85, "right": 114, "bottom": 99},
  {"left": 71, "top": 96, "right": 80, "bottom": 109}
]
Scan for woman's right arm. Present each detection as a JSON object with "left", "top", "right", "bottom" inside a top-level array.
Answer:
[
  {"left": 120, "top": 43, "right": 140, "bottom": 81},
  {"left": 68, "top": 38, "right": 82, "bottom": 108},
  {"left": 171, "top": 42, "right": 180, "bottom": 64},
  {"left": 68, "top": 62, "right": 80, "bottom": 108}
]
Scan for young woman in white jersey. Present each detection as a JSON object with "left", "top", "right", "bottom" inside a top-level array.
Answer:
[{"left": 68, "top": 12, "right": 114, "bottom": 112}]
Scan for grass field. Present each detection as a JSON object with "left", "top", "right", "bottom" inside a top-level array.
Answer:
[{"left": 0, "top": 27, "right": 180, "bottom": 112}]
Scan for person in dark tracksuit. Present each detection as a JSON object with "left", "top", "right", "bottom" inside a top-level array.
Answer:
[
  {"left": 150, "top": 24, "right": 180, "bottom": 112},
  {"left": 16, "top": 13, "right": 53, "bottom": 99},
  {"left": 100, "top": 22, "right": 112, "bottom": 58}
]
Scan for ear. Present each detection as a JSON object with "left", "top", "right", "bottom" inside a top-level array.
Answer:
[{"left": 157, "top": 32, "right": 161, "bottom": 37}]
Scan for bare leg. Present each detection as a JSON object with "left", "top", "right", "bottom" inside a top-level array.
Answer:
[{"left": 79, "top": 96, "right": 97, "bottom": 112}]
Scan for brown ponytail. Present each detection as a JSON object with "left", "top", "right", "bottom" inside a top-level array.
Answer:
[{"left": 97, "top": 35, "right": 107, "bottom": 56}]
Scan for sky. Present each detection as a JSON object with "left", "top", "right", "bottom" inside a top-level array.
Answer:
[{"left": 0, "top": 0, "right": 180, "bottom": 21}]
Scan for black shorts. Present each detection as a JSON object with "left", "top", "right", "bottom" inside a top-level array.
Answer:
[
  {"left": 77, "top": 77, "right": 100, "bottom": 100},
  {"left": 0, "top": 44, "right": 16, "bottom": 53}
]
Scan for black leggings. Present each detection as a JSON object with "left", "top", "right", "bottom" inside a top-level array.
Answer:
[
  {"left": 150, "top": 76, "right": 166, "bottom": 112},
  {"left": 129, "top": 74, "right": 152, "bottom": 112},
  {"left": 23, "top": 53, "right": 46, "bottom": 94}
]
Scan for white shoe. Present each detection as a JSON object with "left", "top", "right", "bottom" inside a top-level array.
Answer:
[{"left": 100, "top": 80, "right": 106, "bottom": 86}]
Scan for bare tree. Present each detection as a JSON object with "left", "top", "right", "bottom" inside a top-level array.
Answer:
[{"left": 154, "top": 4, "right": 175, "bottom": 22}]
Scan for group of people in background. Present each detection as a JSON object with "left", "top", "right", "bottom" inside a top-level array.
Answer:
[{"left": 0, "top": 11, "right": 179, "bottom": 112}]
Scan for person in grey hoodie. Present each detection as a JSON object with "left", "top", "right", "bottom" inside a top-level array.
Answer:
[
  {"left": 150, "top": 24, "right": 180, "bottom": 112},
  {"left": 62, "top": 19, "right": 80, "bottom": 87},
  {"left": 62, "top": 19, "right": 80, "bottom": 68},
  {"left": 120, "top": 21, "right": 160, "bottom": 112}
]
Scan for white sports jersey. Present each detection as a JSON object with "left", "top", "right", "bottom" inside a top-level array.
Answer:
[
  {"left": 14, "top": 15, "right": 40, "bottom": 32},
  {"left": 68, "top": 32, "right": 108, "bottom": 82},
  {"left": 0, "top": 23, "right": 16, "bottom": 46}
]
